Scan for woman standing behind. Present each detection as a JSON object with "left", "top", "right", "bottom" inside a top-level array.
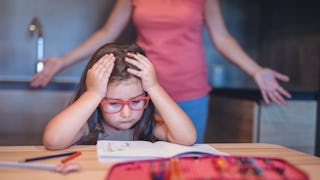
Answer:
[{"left": 31, "top": 0, "right": 291, "bottom": 143}]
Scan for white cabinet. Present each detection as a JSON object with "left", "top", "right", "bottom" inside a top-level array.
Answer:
[{"left": 258, "top": 101, "right": 317, "bottom": 154}]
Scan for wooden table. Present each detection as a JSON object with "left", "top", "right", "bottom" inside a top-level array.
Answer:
[{"left": 0, "top": 143, "right": 319, "bottom": 180}]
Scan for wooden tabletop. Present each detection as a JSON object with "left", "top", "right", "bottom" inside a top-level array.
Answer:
[{"left": 0, "top": 143, "right": 319, "bottom": 180}]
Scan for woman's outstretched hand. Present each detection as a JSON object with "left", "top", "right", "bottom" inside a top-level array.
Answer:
[
  {"left": 30, "top": 57, "right": 64, "bottom": 87},
  {"left": 253, "top": 68, "right": 291, "bottom": 105}
]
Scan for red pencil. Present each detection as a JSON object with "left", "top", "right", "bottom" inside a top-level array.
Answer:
[{"left": 61, "top": 151, "right": 82, "bottom": 163}]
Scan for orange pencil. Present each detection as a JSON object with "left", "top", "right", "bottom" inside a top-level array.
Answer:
[{"left": 61, "top": 151, "right": 82, "bottom": 163}]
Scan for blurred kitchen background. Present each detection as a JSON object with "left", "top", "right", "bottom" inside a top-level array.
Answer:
[{"left": 0, "top": 0, "right": 319, "bottom": 156}]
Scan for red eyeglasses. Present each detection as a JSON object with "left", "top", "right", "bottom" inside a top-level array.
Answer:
[{"left": 100, "top": 96, "right": 150, "bottom": 114}]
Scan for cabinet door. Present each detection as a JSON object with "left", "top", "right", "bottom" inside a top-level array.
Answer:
[
  {"left": 0, "top": 90, "right": 74, "bottom": 145},
  {"left": 205, "top": 96, "right": 259, "bottom": 143},
  {"left": 258, "top": 101, "right": 317, "bottom": 154}
]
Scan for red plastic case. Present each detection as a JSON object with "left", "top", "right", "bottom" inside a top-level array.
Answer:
[{"left": 106, "top": 155, "right": 308, "bottom": 180}]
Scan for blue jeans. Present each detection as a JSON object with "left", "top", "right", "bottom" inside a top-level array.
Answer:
[{"left": 177, "top": 94, "right": 209, "bottom": 143}]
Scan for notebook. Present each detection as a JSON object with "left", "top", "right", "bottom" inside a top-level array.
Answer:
[{"left": 96, "top": 140, "right": 227, "bottom": 162}]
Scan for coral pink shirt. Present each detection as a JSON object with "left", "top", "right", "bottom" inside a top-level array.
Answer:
[{"left": 131, "top": 0, "right": 211, "bottom": 101}]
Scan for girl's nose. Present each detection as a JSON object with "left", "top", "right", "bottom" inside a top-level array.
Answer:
[{"left": 120, "top": 105, "right": 131, "bottom": 118}]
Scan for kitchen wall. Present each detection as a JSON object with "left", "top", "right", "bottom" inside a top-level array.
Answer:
[
  {"left": 206, "top": 0, "right": 320, "bottom": 91},
  {"left": 0, "top": 0, "right": 135, "bottom": 82},
  {"left": 258, "top": 0, "right": 320, "bottom": 91},
  {"left": 0, "top": 0, "right": 261, "bottom": 87},
  {"left": 1, "top": 0, "right": 319, "bottom": 88}
]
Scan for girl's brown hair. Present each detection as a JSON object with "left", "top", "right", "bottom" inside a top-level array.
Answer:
[{"left": 74, "top": 43, "right": 156, "bottom": 144}]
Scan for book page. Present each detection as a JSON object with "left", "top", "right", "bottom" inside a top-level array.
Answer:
[
  {"left": 152, "top": 141, "right": 227, "bottom": 157},
  {"left": 97, "top": 140, "right": 227, "bottom": 162}
]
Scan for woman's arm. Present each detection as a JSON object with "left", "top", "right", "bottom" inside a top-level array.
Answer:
[
  {"left": 205, "top": 0, "right": 262, "bottom": 77},
  {"left": 126, "top": 53, "right": 197, "bottom": 146},
  {"left": 60, "top": 0, "right": 132, "bottom": 68},
  {"left": 43, "top": 55, "right": 115, "bottom": 150},
  {"left": 30, "top": 0, "right": 132, "bottom": 87},
  {"left": 204, "top": 0, "right": 291, "bottom": 105}
]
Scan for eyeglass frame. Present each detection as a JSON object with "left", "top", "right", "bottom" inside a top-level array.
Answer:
[{"left": 100, "top": 95, "right": 151, "bottom": 114}]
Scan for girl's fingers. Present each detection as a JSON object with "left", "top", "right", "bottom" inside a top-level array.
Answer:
[
  {"left": 126, "top": 53, "right": 154, "bottom": 71},
  {"left": 86, "top": 54, "right": 115, "bottom": 97},
  {"left": 125, "top": 57, "right": 144, "bottom": 70},
  {"left": 88, "top": 54, "right": 115, "bottom": 82},
  {"left": 98, "top": 54, "right": 115, "bottom": 66},
  {"left": 125, "top": 52, "right": 158, "bottom": 91},
  {"left": 92, "top": 54, "right": 115, "bottom": 73},
  {"left": 127, "top": 53, "right": 150, "bottom": 66},
  {"left": 127, "top": 68, "right": 141, "bottom": 77}
]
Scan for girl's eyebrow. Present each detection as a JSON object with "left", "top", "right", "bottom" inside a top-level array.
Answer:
[{"left": 104, "top": 92, "right": 146, "bottom": 100}]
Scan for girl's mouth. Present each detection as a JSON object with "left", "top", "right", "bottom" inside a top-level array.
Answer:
[{"left": 119, "top": 120, "right": 132, "bottom": 124}]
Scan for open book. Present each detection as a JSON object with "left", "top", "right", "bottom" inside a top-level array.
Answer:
[{"left": 97, "top": 140, "right": 228, "bottom": 162}]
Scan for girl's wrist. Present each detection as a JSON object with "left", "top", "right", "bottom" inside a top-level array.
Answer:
[
  {"left": 145, "top": 83, "right": 161, "bottom": 94},
  {"left": 83, "top": 91, "right": 104, "bottom": 102}
]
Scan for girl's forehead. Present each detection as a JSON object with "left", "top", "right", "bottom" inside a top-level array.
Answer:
[{"left": 106, "top": 78, "right": 144, "bottom": 100}]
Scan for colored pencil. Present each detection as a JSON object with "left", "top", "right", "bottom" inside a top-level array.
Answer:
[
  {"left": 61, "top": 151, "right": 82, "bottom": 163},
  {"left": 23, "top": 151, "right": 78, "bottom": 162}
]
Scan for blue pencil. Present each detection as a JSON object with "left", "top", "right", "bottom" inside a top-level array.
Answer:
[{"left": 23, "top": 151, "right": 77, "bottom": 162}]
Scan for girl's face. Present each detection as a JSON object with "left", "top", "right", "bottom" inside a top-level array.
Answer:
[{"left": 100, "top": 77, "right": 146, "bottom": 130}]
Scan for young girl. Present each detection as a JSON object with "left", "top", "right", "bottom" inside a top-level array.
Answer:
[{"left": 42, "top": 43, "right": 196, "bottom": 150}]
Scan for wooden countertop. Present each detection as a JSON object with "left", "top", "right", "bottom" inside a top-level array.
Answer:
[
  {"left": 0, "top": 143, "right": 319, "bottom": 180},
  {"left": 211, "top": 88, "right": 318, "bottom": 101}
]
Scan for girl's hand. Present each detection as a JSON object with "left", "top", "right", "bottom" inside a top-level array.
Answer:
[
  {"left": 86, "top": 54, "right": 115, "bottom": 98},
  {"left": 125, "top": 53, "right": 158, "bottom": 92},
  {"left": 253, "top": 68, "right": 291, "bottom": 105}
]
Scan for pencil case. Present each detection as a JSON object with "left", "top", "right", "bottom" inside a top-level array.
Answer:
[{"left": 106, "top": 155, "right": 308, "bottom": 180}]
